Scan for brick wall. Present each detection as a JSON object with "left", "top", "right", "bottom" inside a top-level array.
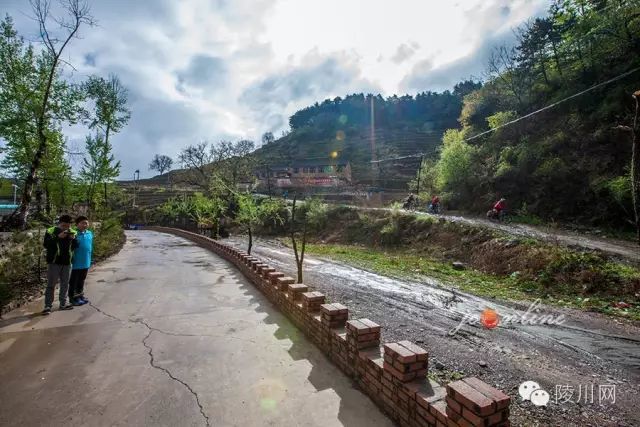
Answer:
[{"left": 147, "top": 227, "right": 511, "bottom": 427}]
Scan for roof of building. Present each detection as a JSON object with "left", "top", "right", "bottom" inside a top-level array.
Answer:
[{"left": 259, "top": 160, "right": 350, "bottom": 171}]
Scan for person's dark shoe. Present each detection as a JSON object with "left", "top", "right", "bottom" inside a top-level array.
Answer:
[
  {"left": 72, "top": 298, "right": 83, "bottom": 306},
  {"left": 79, "top": 296, "right": 89, "bottom": 304},
  {"left": 59, "top": 303, "right": 74, "bottom": 311},
  {"left": 42, "top": 307, "right": 52, "bottom": 315}
]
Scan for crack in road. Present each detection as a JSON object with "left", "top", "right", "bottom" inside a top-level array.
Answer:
[
  {"left": 87, "top": 302, "right": 121, "bottom": 322},
  {"left": 87, "top": 303, "right": 211, "bottom": 426},
  {"left": 135, "top": 319, "right": 211, "bottom": 427}
]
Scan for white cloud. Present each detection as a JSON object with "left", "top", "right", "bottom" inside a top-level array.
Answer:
[{"left": 2, "top": 0, "right": 547, "bottom": 178}]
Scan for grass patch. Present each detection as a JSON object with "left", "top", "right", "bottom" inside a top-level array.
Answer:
[{"left": 302, "top": 243, "right": 640, "bottom": 321}]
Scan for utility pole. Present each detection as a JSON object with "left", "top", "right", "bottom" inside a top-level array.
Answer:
[
  {"left": 415, "top": 155, "right": 424, "bottom": 204},
  {"left": 370, "top": 95, "right": 377, "bottom": 170},
  {"left": 132, "top": 169, "right": 140, "bottom": 208},
  {"left": 265, "top": 165, "right": 272, "bottom": 198}
]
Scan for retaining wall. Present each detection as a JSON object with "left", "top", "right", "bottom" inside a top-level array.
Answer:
[{"left": 147, "top": 227, "right": 511, "bottom": 427}]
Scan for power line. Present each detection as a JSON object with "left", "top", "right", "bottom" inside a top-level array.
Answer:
[
  {"left": 371, "top": 66, "right": 640, "bottom": 163},
  {"left": 465, "top": 66, "right": 640, "bottom": 142}
]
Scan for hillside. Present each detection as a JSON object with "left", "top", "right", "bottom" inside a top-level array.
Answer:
[
  {"left": 255, "top": 1, "right": 640, "bottom": 232},
  {"left": 253, "top": 88, "right": 477, "bottom": 190}
]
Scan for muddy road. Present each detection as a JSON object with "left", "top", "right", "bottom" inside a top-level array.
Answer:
[
  {"left": 226, "top": 236, "right": 640, "bottom": 427},
  {"left": 368, "top": 207, "right": 640, "bottom": 263}
]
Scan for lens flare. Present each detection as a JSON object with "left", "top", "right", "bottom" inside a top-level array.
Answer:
[
  {"left": 330, "top": 151, "right": 338, "bottom": 159},
  {"left": 338, "top": 114, "right": 348, "bottom": 125},
  {"left": 480, "top": 308, "right": 499, "bottom": 329},
  {"left": 335, "top": 130, "right": 345, "bottom": 141}
]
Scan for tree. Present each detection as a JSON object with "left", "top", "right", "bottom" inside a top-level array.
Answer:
[
  {"left": 290, "top": 196, "right": 327, "bottom": 283},
  {"left": 178, "top": 139, "right": 256, "bottom": 191},
  {"left": 0, "top": 15, "right": 82, "bottom": 223},
  {"left": 15, "top": 0, "right": 94, "bottom": 228},
  {"left": 236, "top": 194, "right": 259, "bottom": 254},
  {"left": 149, "top": 154, "right": 173, "bottom": 185},
  {"left": 79, "top": 133, "right": 120, "bottom": 214},
  {"left": 617, "top": 90, "right": 640, "bottom": 244},
  {"left": 633, "top": 90, "right": 640, "bottom": 245},
  {"left": 83, "top": 74, "right": 130, "bottom": 202},
  {"left": 236, "top": 194, "right": 284, "bottom": 254},
  {"left": 261, "top": 131, "right": 275, "bottom": 146}
]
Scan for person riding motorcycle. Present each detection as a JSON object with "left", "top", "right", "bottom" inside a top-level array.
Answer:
[
  {"left": 429, "top": 195, "right": 440, "bottom": 214},
  {"left": 403, "top": 193, "right": 416, "bottom": 210},
  {"left": 488, "top": 198, "right": 507, "bottom": 220}
]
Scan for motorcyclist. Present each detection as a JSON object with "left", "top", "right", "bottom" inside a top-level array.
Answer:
[
  {"left": 403, "top": 193, "right": 416, "bottom": 209},
  {"left": 429, "top": 195, "right": 440, "bottom": 214},
  {"left": 491, "top": 198, "right": 507, "bottom": 220}
]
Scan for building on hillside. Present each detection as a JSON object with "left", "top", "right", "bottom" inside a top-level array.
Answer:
[{"left": 255, "top": 160, "right": 352, "bottom": 190}]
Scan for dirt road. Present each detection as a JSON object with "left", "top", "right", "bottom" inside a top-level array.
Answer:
[
  {"left": 227, "top": 236, "right": 640, "bottom": 427},
  {"left": 0, "top": 231, "right": 391, "bottom": 427},
  {"left": 383, "top": 207, "right": 640, "bottom": 263}
]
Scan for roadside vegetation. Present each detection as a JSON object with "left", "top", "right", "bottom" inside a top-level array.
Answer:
[
  {"left": 0, "top": 220, "right": 125, "bottom": 315},
  {"left": 290, "top": 205, "right": 640, "bottom": 320},
  {"left": 0, "top": 3, "right": 129, "bottom": 313}
]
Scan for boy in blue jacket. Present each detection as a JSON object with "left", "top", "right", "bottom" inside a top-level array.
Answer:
[{"left": 69, "top": 216, "right": 93, "bottom": 305}]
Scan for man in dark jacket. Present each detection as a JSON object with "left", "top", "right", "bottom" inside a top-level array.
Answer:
[{"left": 42, "top": 214, "right": 78, "bottom": 314}]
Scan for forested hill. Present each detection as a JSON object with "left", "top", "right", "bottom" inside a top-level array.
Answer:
[
  {"left": 415, "top": 0, "right": 640, "bottom": 229},
  {"left": 257, "top": 0, "right": 640, "bottom": 229},
  {"left": 253, "top": 85, "right": 479, "bottom": 188}
]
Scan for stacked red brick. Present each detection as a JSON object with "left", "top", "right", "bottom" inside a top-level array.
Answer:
[
  {"left": 446, "top": 377, "right": 511, "bottom": 427},
  {"left": 320, "top": 303, "right": 348, "bottom": 328},
  {"left": 383, "top": 341, "right": 428, "bottom": 382},
  {"left": 346, "top": 318, "right": 380, "bottom": 351}
]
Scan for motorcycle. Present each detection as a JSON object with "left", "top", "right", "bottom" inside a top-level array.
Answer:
[
  {"left": 403, "top": 199, "right": 417, "bottom": 211},
  {"left": 486, "top": 208, "right": 509, "bottom": 222}
]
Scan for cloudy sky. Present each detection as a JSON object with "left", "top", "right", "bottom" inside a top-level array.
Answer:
[{"left": 3, "top": 0, "right": 548, "bottom": 178}]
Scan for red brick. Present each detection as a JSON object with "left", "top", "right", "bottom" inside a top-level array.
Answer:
[
  {"left": 346, "top": 319, "right": 370, "bottom": 334},
  {"left": 446, "top": 406, "right": 462, "bottom": 422},
  {"left": 462, "top": 377, "right": 511, "bottom": 411},
  {"left": 487, "top": 408, "right": 509, "bottom": 425},
  {"left": 409, "top": 361, "right": 427, "bottom": 371},
  {"left": 359, "top": 318, "right": 381, "bottom": 333},
  {"left": 461, "top": 406, "right": 485, "bottom": 426},
  {"left": 383, "top": 362, "right": 416, "bottom": 382},
  {"left": 267, "top": 271, "right": 284, "bottom": 283},
  {"left": 397, "top": 340, "right": 428, "bottom": 362},
  {"left": 416, "top": 405, "right": 436, "bottom": 424},
  {"left": 445, "top": 396, "right": 462, "bottom": 414},
  {"left": 414, "top": 379, "right": 447, "bottom": 410},
  {"left": 384, "top": 343, "right": 417, "bottom": 363},
  {"left": 447, "top": 380, "right": 495, "bottom": 417},
  {"left": 429, "top": 400, "right": 448, "bottom": 424}
]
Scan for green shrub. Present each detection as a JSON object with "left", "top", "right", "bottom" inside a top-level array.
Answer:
[
  {"left": 0, "top": 231, "right": 45, "bottom": 310},
  {"left": 93, "top": 217, "right": 126, "bottom": 262}
]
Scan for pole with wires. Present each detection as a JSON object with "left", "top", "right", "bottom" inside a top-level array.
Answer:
[{"left": 415, "top": 155, "right": 424, "bottom": 204}]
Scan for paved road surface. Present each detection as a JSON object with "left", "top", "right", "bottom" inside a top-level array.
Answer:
[{"left": 0, "top": 231, "right": 392, "bottom": 427}]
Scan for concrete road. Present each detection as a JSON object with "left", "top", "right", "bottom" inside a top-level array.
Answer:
[{"left": 0, "top": 231, "right": 392, "bottom": 427}]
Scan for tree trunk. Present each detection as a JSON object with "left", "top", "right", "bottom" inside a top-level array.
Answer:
[
  {"left": 247, "top": 226, "right": 253, "bottom": 255},
  {"left": 296, "top": 260, "right": 303, "bottom": 284},
  {"left": 103, "top": 124, "right": 111, "bottom": 209},
  {"left": 44, "top": 180, "right": 51, "bottom": 216}
]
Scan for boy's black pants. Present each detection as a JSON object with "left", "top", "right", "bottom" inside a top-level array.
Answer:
[{"left": 68, "top": 268, "right": 89, "bottom": 299}]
